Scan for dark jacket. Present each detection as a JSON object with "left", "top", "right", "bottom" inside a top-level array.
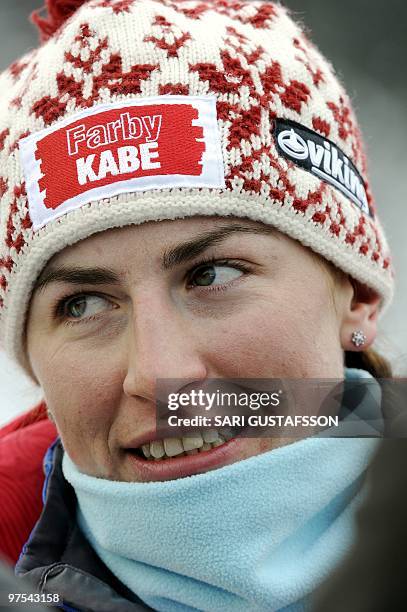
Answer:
[
  {"left": 313, "top": 440, "right": 407, "bottom": 612},
  {"left": 15, "top": 439, "right": 152, "bottom": 612},
  {"left": 0, "top": 558, "right": 51, "bottom": 612}
]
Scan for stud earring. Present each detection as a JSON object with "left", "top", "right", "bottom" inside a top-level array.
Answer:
[{"left": 351, "top": 330, "right": 366, "bottom": 348}]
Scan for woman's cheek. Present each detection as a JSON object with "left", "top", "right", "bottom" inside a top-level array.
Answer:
[
  {"left": 199, "top": 308, "right": 289, "bottom": 376},
  {"left": 39, "top": 345, "right": 121, "bottom": 460},
  {"left": 202, "top": 298, "right": 335, "bottom": 378}
]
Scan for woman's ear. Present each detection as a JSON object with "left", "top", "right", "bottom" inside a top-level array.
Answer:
[{"left": 339, "top": 278, "right": 381, "bottom": 351}]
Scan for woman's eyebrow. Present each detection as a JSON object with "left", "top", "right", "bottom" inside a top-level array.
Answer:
[
  {"left": 33, "top": 267, "right": 121, "bottom": 294},
  {"left": 34, "top": 223, "right": 275, "bottom": 293},
  {"left": 161, "top": 223, "right": 276, "bottom": 270}
]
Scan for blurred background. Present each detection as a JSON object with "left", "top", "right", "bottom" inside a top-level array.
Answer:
[{"left": 0, "top": 0, "right": 406, "bottom": 426}]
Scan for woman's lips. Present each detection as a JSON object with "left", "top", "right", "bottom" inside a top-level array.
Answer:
[{"left": 124, "top": 436, "right": 247, "bottom": 481}]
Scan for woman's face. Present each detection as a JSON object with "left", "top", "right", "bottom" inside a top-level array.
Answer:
[{"left": 27, "top": 217, "right": 351, "bottom": 482}]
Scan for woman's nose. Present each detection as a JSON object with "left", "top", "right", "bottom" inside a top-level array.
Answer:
[{"left": 122, "top": 293, "right": 207, "bottom": 401}]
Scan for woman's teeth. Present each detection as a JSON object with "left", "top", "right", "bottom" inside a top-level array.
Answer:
[{"left": 138, "top": 430, "right": 230, "bottom": 460}]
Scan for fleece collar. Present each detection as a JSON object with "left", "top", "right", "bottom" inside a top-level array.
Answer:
[{"left": 63, "top": 369, "right": 382, "bottom": 612}]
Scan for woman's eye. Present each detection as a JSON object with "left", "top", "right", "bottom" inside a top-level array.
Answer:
[
  {"left": 188, "top": 263, "right": 244, "bottom": 288},
  {"left": 63, "top": 295, "right": 113, "bottom": 320}
]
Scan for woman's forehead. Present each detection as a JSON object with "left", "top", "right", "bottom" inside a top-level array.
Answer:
[{"left": 46, "top": 216, "right": 281, "bottom": 267}]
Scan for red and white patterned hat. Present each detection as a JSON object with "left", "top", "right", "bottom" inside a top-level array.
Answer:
[{"left": 0, "top": 0, "right": 394, "bottom": 374}]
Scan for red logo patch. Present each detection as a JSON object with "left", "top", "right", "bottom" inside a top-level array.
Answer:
[{"left": 20, "top": 96, "right": 224, "bottom": 229}]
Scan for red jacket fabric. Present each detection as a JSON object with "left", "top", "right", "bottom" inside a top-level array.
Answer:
[{"left": 0, "top": 403, "right": 57, "bottom": 565}]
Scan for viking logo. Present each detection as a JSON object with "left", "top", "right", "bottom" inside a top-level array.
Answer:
[
  {"left": 278, "top": 129, "right": 308, "bottom": 161},
  {"left": 275, "top": 119, "right": 371, "bottom": 217}
]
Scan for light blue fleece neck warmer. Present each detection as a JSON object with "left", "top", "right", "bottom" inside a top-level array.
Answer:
[{"left": 62, "top": 369, "right": 382, "bottom": 612}]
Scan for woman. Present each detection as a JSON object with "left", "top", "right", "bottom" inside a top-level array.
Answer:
[{"left": 0, "top": 0, "right": 394, "bottom": 610}]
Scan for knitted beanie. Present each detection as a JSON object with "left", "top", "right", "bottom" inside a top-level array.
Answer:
[{"left": 0, "top": 0, "right": 393, "bottom": 375}]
